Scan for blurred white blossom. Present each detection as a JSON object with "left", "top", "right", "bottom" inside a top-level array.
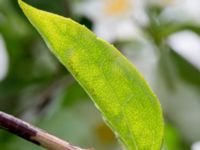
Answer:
[
  {"left": 160, "top": 0, "right": 200, "bottom": 24},
  {"left": 192, "top": 141, "right": 200, "bottom": 150},
  {"left": 0, "top": 35, "right": 9, "bottom": 81},
  {"left": 167, "top": 30, "right": 200, "bottom": 70},
  {"left": 73, "top": 0, "right": 148, "bottom": 42}
]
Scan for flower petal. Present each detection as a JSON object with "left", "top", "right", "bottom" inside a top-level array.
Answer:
[
  {"left": 167, "top": 30, "right": 200, "bottom": 70},
  {"left": 0, "top": 35, "right": 9, "bottom": 81}
]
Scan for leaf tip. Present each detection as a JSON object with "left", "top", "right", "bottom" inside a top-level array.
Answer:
[{"left": 18, "top": 0, "right": 24, "bottom": 9}]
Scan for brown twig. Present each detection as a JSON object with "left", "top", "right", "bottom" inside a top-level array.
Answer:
[{"left": 0, "top": 111, "right": 92, "bottom": 150}]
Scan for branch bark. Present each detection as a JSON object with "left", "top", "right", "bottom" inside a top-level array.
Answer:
[{"left": 0, "top": 111, "right": 92, "bottom": 150}]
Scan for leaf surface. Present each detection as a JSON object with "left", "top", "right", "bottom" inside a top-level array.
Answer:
[{"left": 18, "top": 1, "right": 164, "bottom": 149}]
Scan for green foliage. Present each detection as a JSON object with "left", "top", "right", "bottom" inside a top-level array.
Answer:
[{"left": 18, "top": 0, "right": 164, "bottom": 149}]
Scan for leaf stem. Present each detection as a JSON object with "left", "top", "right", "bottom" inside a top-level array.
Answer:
[{"left": 0, "top": 111, "right": 92, "bottom": 150}]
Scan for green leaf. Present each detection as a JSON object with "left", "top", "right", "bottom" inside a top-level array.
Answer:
[{"left": 18, "top": 0, "right": 164, "bottom": 149}]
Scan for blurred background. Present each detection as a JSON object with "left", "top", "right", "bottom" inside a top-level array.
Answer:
[{"left": 0, "top": 0, "right": 200, "bottom": 149}]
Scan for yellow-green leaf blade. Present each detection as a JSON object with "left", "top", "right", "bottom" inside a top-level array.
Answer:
[{"left": 18, "top": 1, "right": 164, "bottom": 149}]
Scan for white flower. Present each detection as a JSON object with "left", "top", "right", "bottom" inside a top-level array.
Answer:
[
  {"left": 192, "top": 141, "right": 200, "bottom": 150},
  {"left": 167, "top": 30, "right": 200, "bottom": 70},
  {"left": 73, "top": 0, "right": 148, "bottom": 42},
  {"left": 159, "top": 0, "right": 200, "bottom": 24},
  {"left": 0, "top": 35, "right": 9, "bottom": 81}
]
